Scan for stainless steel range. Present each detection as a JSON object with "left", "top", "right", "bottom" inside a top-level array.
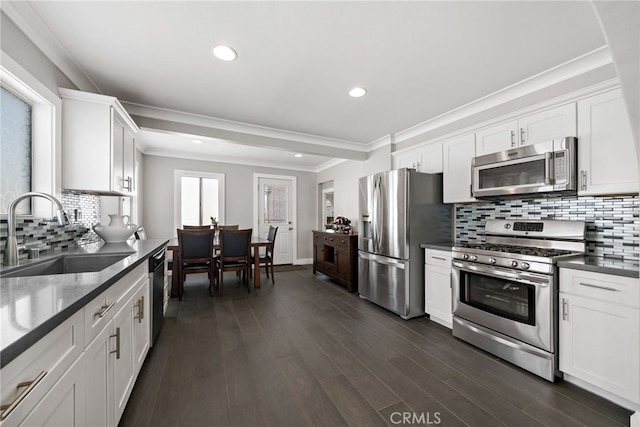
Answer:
[{"left": 452, "top": 219, "right": 586, "bottom": 382}]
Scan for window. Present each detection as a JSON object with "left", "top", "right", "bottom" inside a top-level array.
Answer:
[
  {"left": 0, "top": 59, "right": 58, "bottom": 218},
  {"left": 0, "top": 87, "right": 32, "bottom": 214},
  {"left": 174, "top": 170, "right": 225, "bottom": 229}
]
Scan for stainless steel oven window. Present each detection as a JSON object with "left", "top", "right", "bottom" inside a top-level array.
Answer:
[{"left": 459, "top": 270, "right": 536, "bottom": 325}]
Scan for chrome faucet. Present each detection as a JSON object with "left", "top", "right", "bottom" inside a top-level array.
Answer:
[{"left": 4, "top": 192, "right": 69, "bottom": 266}]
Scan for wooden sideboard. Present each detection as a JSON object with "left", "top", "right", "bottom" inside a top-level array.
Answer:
[{"left": 312, "top": 230, "right": 358, "bottom": 292}]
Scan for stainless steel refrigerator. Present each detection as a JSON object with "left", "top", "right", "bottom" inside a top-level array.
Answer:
[{"left": 358, "top": 168, "right": 452, "bottom": 319}]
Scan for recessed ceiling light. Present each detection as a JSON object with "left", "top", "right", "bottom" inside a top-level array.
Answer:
[
  {"left": 294, "top": 154, "right": 303, "bottom": 158},
  {"left": 349, "top": 87, "right": 367, "bottom": 98},
  {"left": 192, "top": 139, "right": 203, "bottom": 144},
  {"left": 212, "top": 45, "right": 237, "bottom": 61}
]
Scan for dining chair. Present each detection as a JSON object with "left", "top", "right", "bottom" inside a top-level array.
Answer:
[
  {"left": 183, "top": 225, "right": 211, "bottom": 230},
  {"left": 176, "top": 228, "right": 216, "bottom": 300},
  {"left": 253, "top": 226, "right": 278, "bottom": 284},
  {"left": 215, "top": 228, "right": 252, "bottom": 296},
  {"left": 218, "top": 224, "right": 239, "bottom": 231}
]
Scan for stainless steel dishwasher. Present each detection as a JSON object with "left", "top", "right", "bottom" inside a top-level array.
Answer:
[{"left": 149, "top": 247, "right": 166, "bottom": 345}]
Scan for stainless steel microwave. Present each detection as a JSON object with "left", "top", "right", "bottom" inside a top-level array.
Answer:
[{"left": 472, "top": 137, "right": 577, "bottom": 198}]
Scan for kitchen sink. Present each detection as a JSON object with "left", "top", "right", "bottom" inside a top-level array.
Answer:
[{"left": 1, "top": 253, "right": 133, "bottom": 278}]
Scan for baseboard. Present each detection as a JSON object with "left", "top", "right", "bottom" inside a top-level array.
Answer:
[
  {"left": 563, "top": 373, "right": 640, "bottom": 414},
  {"left": 294, "top": 258, "right": 313, "bottom": 265}
]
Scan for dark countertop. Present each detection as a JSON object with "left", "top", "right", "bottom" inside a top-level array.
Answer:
[
  {"left": 420, "top": 242, "right": 455, "bottom": 251},
  {"left": 557, "top": 256, "right": 639, "bottom": 279},
  {"left": 0, "top": 239, "right": 168, "bottom": 368}
]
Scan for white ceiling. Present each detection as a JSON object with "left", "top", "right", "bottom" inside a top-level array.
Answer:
[{"left": 14, "top": 1, "right": 606, "bottom": 170}]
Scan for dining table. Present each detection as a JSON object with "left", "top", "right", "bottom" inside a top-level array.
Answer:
[{"left": 167, "top": 234, "right": 272, "bottom": 297}]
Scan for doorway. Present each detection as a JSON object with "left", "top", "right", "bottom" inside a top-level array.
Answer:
[{"left": 253, "top": 173, "right": 296, "bottom": 265}]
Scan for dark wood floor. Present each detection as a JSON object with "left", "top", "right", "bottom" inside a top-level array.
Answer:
[{"left": 120, "top": 267, "right": 632, "bottom": 427}]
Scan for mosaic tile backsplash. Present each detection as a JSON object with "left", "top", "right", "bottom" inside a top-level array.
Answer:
[
  {"left": 455, "top": 194, "right": 639, "bottom": 261},
  {"left": 0, "top": 190, "right": 101, "bottom": 263}
]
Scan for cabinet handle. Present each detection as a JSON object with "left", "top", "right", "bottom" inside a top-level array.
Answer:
[
  {"left": 94, "top": 301, "right": 115, "bottom": 318},
  {"left": 520, "top": 128, "right": 525, "bottom": 145},
  {"left": 0, "top": 371, "right": 47, "bottom": 421},
  {"left": 122, "top": 176, "right": 133, "bottom": 191},
  {"left": 581, "top": 170, "right": 587, "bottom": 191},
  {"left": 110, "top": 327, "right": 121, "bottom": 359},
  {"left": 578, "top": 282, "right": 619, "bottom": 292},
  {"left": 562, "top": 298, "right": 568, "bottom": 321},
  {"left": 510, "top": 130, "right": 515, "bottom": 147},
  {"left": 431, "top": 256, "right": 447, "bottom": 261},
  {"left": 134, "top": 296, "right": 144, "bottom": 323}
]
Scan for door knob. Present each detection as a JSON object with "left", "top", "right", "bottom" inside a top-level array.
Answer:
[{"left": 289, "top": 227, "right": 294, "bottom": 230}]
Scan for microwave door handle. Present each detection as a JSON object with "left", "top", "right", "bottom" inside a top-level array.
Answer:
[{"left": 544, "top": 152, "right": 553, "bottom": 185}]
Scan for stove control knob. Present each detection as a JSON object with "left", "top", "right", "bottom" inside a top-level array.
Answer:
[
  {"left": 470, "top": 255, "right": 478, "bottom": 262},
  {"left": 489, "top": 257, "right": 497, "bottom": 264},
  {"left": 463, "top": 254, "right": 469, "bottom": 260},
  {"left": 521, "top": 262, "right": 530, "bottom": 270},
  {"left": 511, "top": 260, "right": 519, "bottom": 268}
]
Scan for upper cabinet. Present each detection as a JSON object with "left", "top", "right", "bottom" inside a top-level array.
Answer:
[
  {"left": 475, "top": 103, "right": 577, "bottom": 156},
  {"left": 443, "top": 133, "right": 476, "bottom": 203},
  {"left": 577, "top": 89, "right": 638, "bottom": 196},
  {"left": 60, "top": 88, "right": 139, "bottom": 195},
  {"left": 393, "top": 141, "right": 443, "bottom": 174}
]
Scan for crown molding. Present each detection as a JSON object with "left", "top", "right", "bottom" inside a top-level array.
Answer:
[
  {"left": 314, "top": 158, "right": 348, "bottom": 173},
  {"left": 394, "top": 46, "right": 613, "bottom": 145},
  {"left": 1, "top": 2, "right": 99, "bottom": 93}
]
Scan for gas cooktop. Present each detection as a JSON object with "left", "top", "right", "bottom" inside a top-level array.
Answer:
[{"left": 456, "top": 243, "right": 577, "bottom": 258}]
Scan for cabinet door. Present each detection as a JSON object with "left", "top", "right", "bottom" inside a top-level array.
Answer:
[
  {"left": 425, "top": 265, "right": 452, "bottom": 329},
  {"left": 559, "top": 293, "right": 640, "bottom": 403},
  {"left": 518, "top": 103, "right": 576, "bottom": 146},
  {"left": 417, "top": 142, "right": 443, "bottom": 173},
  {"left": 112, "top": 113, "right": 126, "bottom": 193},
  {"left": 19, "top": 357, "right": 86, "bottom": 427},
  {"left": 443, "top": 133, "right": 476, "bottom": 203},
  {"left": 132, "top": 280, "right": 150, "bottom": 376},
  {"left": 112, "top": 298, "right": 136, "bottom": 425},
  {"left": 393, "top": 151, "right": 419, "bottom": 170},
  {"left": 84, "top": 322, "right": 113, "bottom": 427},
  {"left": 475, "top": 120, "right": 518, "bottom": 155},
  {"left": 577, "top": 89, "right": 638, "bottom": 195}
]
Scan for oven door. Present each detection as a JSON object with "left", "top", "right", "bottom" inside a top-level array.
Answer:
[{"left": 452, "top": 260, "right": 554, "bottom": 352}]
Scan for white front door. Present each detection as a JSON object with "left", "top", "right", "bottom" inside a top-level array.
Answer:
[{"left": 254, "top": 174, "right": 296, "bottom": 265}]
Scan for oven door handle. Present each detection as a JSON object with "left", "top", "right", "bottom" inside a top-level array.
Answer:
[{"left": 452, "top": 261, "right": 550, "bottom": 287}]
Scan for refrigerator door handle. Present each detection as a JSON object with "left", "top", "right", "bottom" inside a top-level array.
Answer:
[
  {"left": 359, "top": 251, "right": 406, "bottom": 269},
  {"left": 372, "top": 175, "right": 380, "bottom": 253}
]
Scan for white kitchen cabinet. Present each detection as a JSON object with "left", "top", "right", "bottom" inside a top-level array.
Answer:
[
  {"left": 424, "top": 249, "right": 453, "bottom": 328},
  {"left": 84, "top": 263, "right": 149, "bottom": 427},
  {"left": 475, "top": 103, "right": 576, "bottom": 156},
  {"left": 17, "top": 356, "right": 86, "bottom": 427},
  {"left": 393, "top": 141, "right": 443, "bottom": 173},
  {"left": 60, "top": 88, "right": 139, "bottom": 195},
  {"left": 577, "top": 89, "right": 638, "bottom": 195},
  {"left": 443, "top": 133, "right": 476, "bottom": 203},
  {"left": 559, "top": 268, "right": 639, "bottom": 408},
  {"left": 0, "top": 311, "right": 84, "bottom": 426}
]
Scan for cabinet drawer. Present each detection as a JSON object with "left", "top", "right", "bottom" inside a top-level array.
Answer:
[
  {"left": 0, "top": 310, "right": 84, "bottom": 424},
  {"left": 85, "top": 263, "right": 147, "bottom": 346},
  {"left": 560, "top": 268, "right": 639, "bottom": 308},
  {"left": 425, "top": 249, "right": 452, "bottom": 268}
]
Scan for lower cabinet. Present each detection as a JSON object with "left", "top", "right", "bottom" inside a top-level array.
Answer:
[
  {"left": 85, "top": 264, "right": 150, "bottom": 427},
  {"left": 559, "top": 268, "right": 640, "bottom": 409},
  {"left": 18, "top": 356, "right": 86, "bottom": 427},
  {"left": 424, "top": 249, "right": 453, "bottom": 328},
  {"left": 0, "top": 263, "right": 151, "bottom": 427}
]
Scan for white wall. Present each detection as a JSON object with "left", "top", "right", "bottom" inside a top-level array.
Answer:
[
  {"left": 316, "top": 145, "right": 391, "bottom": 233},
  {"left": 142, "top": 154, "right": 316, "bottom": 261}
]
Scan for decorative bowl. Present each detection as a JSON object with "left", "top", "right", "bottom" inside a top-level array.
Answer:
[{"left": 93, "top": 224, "right": 137, "bottom": 243}]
